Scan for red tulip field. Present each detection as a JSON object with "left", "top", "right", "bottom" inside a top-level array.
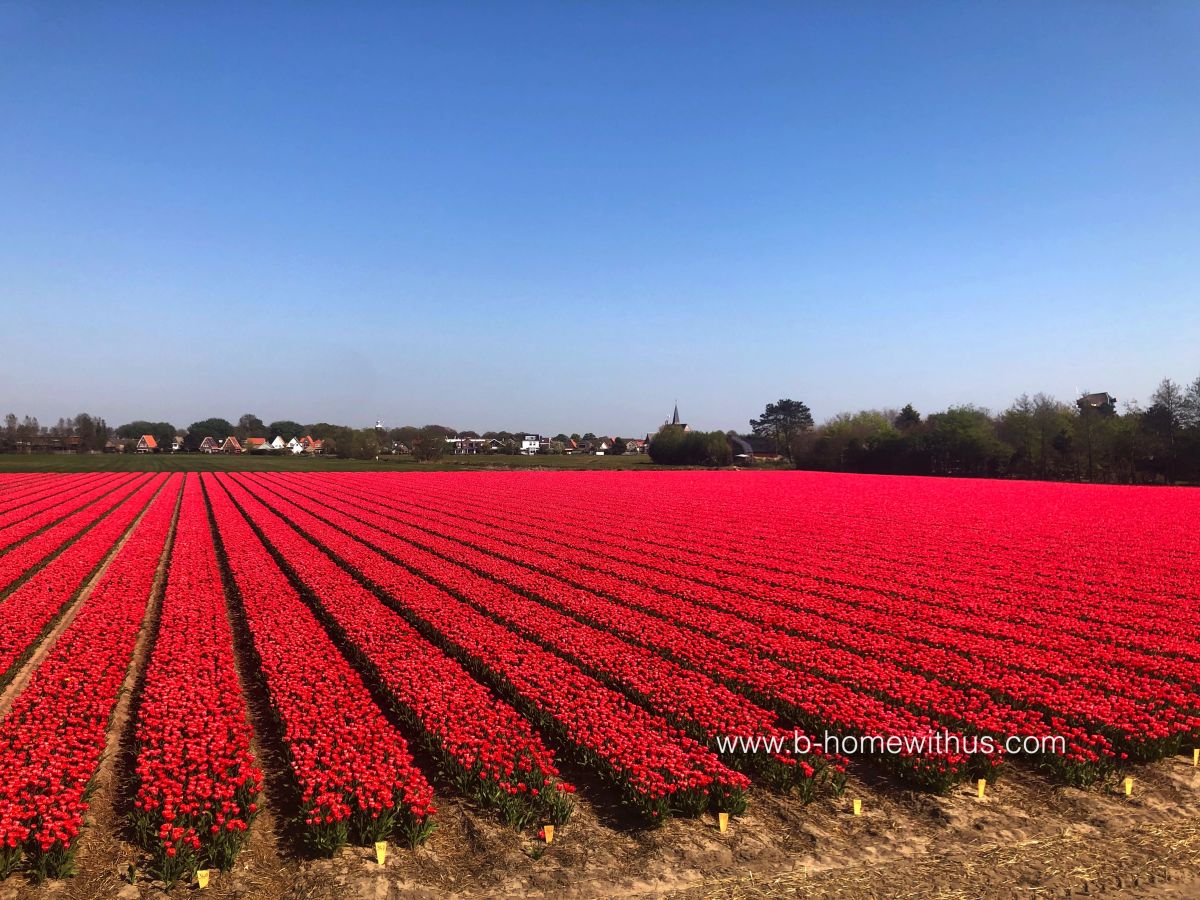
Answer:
[{"left": 0, "top": 470, "right": 1196, "bottom": 896}]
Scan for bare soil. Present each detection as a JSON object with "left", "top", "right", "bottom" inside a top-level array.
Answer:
[{"left": 0, "top": 753, "right": 1195, "bottom": 899}]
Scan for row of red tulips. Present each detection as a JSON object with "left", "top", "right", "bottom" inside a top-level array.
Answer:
[
  {"left": 432, "top": 472, "right": 1197, "bottom": 636},
  {"left": 0, "top": 472, "right": 128, "bottom": 545},
  {"left": 248, "top": 476, "right": 838, "bottom": 793},
  {"left": 380, "top": 475, "right": 1200, "bottom": 669},
  {"left": 231, "top": 475, "right": 751, "bottom": 820},
  {"left": 215, "top": 475, "right": 574, "bottom": 830},
  {"left": 0, "top": 475, "right": 166, "bottom": 690},
  {"left": 0, "top": 474, "right": 105, "bottom": 522},
  {"left": 0, "top": 475, "right": 144, "bottom": 593},
  {"left": 0, "top": 475, "right": 180, "bottom": 880},
  {"left": 492, "top": 473, "right": 1200, "bottom": 646},
  {"left": 268, "top": 474, "right": 992, "bottom": 790},
  {"left": 294, "top": 474, "right": 1181, "bottom": 782},
  {"left": 374, "top": 475, "right": 1200, "bottom": 715},
  {"left": 130, "top": 476, "right": 262, "bottom": 885},
  {"left": 348, "top": 481, "right": 1184, "bottom": 767},
  {"left": 203, "top": 475, "right": 436, "bottom": 854}
]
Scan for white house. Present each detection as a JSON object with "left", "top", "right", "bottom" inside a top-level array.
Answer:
[
  {"left": 519, "top": 434, "right": 543, "bottom": 455},
  {"left": 269, "top": 436, "right": 286, "bottom": 450},
  {"left": 287, "top": 437, "right": 304, "bottom": 454}
]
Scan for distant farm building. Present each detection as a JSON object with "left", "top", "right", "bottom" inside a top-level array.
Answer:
[
  {"left": 1077, "top": 392, "right": 1117, "bottom": 415},
  {"left": 136, "top": 435, "right": 158, "bottom": 453}
]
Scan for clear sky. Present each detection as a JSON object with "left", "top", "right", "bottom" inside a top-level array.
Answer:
[{"left": 2, "top": 2, "right": 1197, "bottom": 436}]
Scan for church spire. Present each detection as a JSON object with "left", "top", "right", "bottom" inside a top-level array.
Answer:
[{"left": 671, "top": 403, "right": 680, "bottom": 426}]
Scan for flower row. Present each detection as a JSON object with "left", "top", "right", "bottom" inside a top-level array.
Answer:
[
  {"left": 0, "top": 474, "right": 166, "bottom": 689},
  {"left": 203, "top": 474, "right": 435, "bottom": 854},
  {"left": 232, "top": 475, "right": 750, "bottom": 820},
  {"left": 0, "top": 475, "right": 181, "bottom": 880},
  {"left": 130, "top": 475, "right": 262, "bottom": 885},
  {"left": 217, "top": 475, "right": 572, "bottom": 830}
]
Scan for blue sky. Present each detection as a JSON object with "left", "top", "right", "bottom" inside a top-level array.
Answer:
[{"left": 2, "top": 2, "right": 1197, "bottom": 435}]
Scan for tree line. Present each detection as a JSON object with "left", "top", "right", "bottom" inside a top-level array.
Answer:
[
  {"left": 1, "top": 412, "right": 645, "bottom": 462},
  {"left": 743, "top": 376, "right": 1200, "bottom": 483}
]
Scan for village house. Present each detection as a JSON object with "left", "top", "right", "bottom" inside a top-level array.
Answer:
[
  {"left": 136, "top": 434, "right": 158, "bottom": 453},
  {"left": 171, "top": 436, "right": 186, "bottom": 452},
  {"left": 245, "top": 437, "right": 270, "bottom": 452},
  {"left": 199, "top": 436, "right": 221, "bottom": 453},
  {"left": 269, "top": 436, "right": 287, "bottom": 450},
  {"left": 446, "top": 437, "right": 502, "bottom": 454},
  {"left": 221, "top": 436, "right": 244, "bottom": 454}
]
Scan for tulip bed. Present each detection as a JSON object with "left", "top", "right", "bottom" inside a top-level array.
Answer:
[
  {"left": 214, "top": 475, "right": 575, "bottom": 829},
  {"left": 0, "top": 468, "right": 1195, "bottom": 881},
  {"left": 0, "top": 473, "right": 144, "bottom": 596},
  {"left": 229, "top": 474, "right": 751, "bottom": 820},
  {"left": 129, "top": 476, "right": 262, "bottom": 883},
  {"left": 265, "top": 470, "right": 1199, "bottom": 788},
  {"left": 203, "top": 474, "right": 435, "bottom": 854},
  {"left": 0, "top": 474, "right": 166, "bottom": 689},
  {"left": 0, "top": 475, "right": 180, "bottom": 879}
]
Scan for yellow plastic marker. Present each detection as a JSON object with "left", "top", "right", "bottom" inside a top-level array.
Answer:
[
  {"left": 1193, "top": 748, "right": 1198, "bottom": 767},
  {"left": 543, "top": 825, "right": 555, "bottom": 844},
  {"left": 977, "top": 778, "right": 986, "bottom": 799},
  {"left": 717, "top": 812, "right": 729, "bottom": 833},
  {"left": 375, "top": 840, "right": 387, "bottom": 865},
  {"left": 197, "top": 870, "right": 210, "bottom": 889},
  {"left": 1124, "top": 776, "right": 1134, "bottom": 797},
  {"left": 852, "top": 798, "right": 862, "bottom": 816}
]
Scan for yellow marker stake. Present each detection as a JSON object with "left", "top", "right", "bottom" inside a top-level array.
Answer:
[
  {"left": 977, "top": 778, "right": 986, "bottom": 799},
  {"left": 543, "top": 825, "right": 555, "bottom": 844},
  {"left": 1124, "top": 776, "right": 1134, "bottom": 797},
  {"left": 1193, "top": 748, "right": 1198, "bottom": 767},
  {"left": 717, "top": 812, "right": 729, "bottom": 833},
  {"left": 852, "top": 798, "right": 862, "bottom": 816},
  {"left": 375, "top": 841, "right": 387, "bottom": 865},
  {"left": 197, "top": 870, "right": 210, "bottom": 889}
]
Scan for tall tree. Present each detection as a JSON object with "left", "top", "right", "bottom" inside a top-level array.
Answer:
[
  {"left": 411, "top": 426, "right": 447, "bottom": 461},
  {"left": 268, "top": 420, "right": 305, "bottom": 439},
  {"left": 1183, "top": 374, "right": 1200, "bottom": 430},
  {"left": 1145, "top": 377, "right": 1186, "bottom": 482},
  {"left": 894, "top": 404, "right": 921, "bottom": 430},
  {"left": 236, "top": 413, "right": 266, "bottom": 440},
  {"left": 750, "top": 399, "right": 814, "bottom": 460}
]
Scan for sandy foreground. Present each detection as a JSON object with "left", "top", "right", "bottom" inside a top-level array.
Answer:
[{"left": 1, "top": 749, "right": 1197, "bottom": 900}]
